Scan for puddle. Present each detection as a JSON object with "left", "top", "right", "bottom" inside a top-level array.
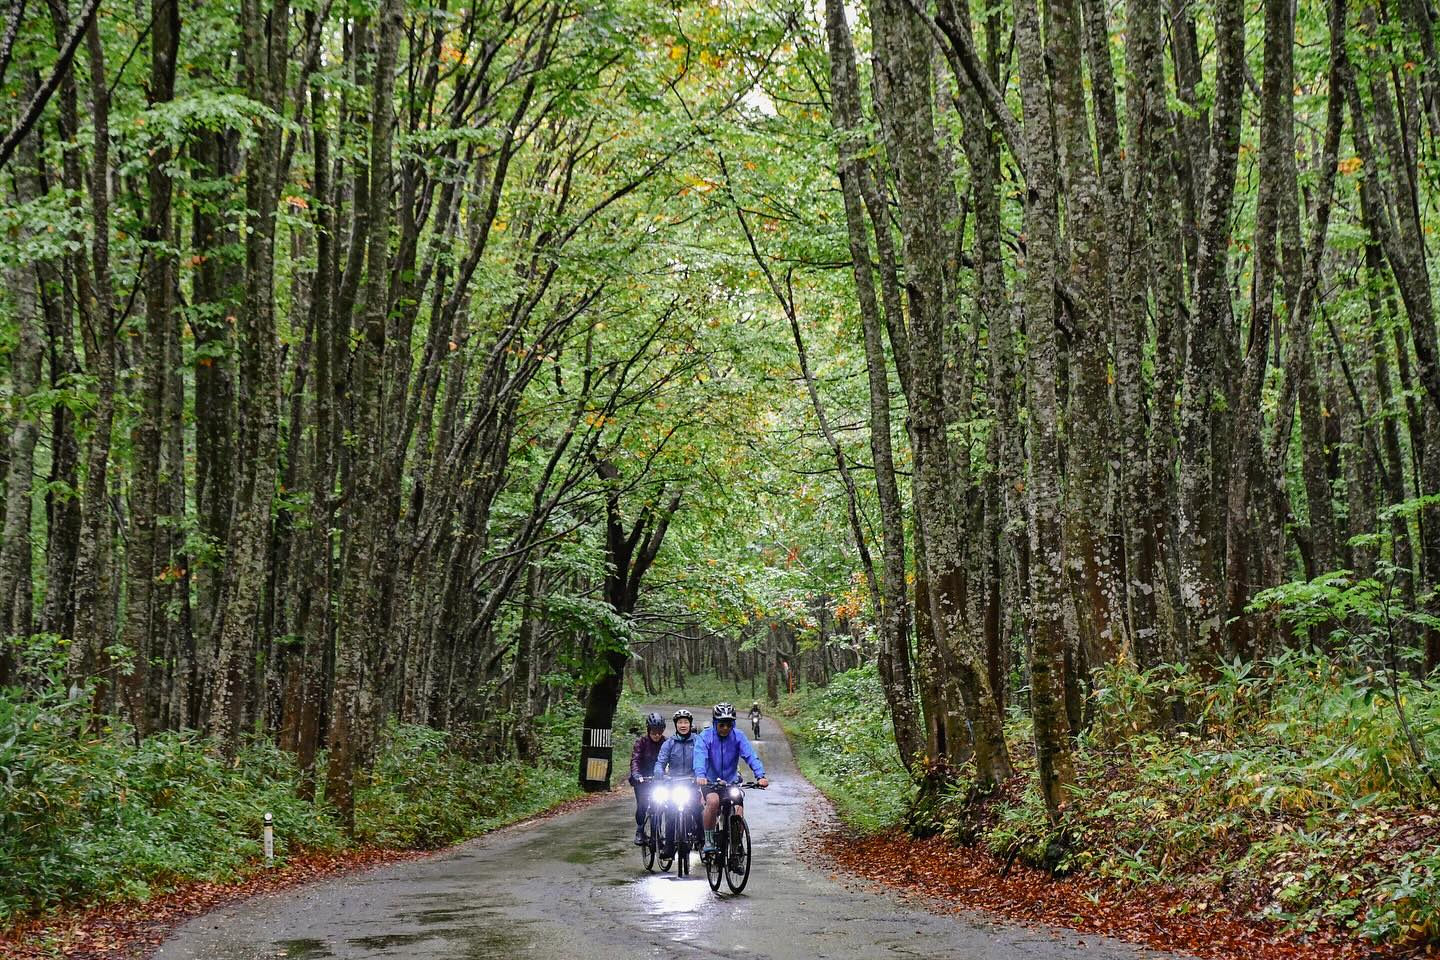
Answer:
[
  {"left": 456, "top": 924, "right": 534, "bottom": 960},
  {"left": 273, "top": 939, "right": 334, "bottom": 959},
  {"left": 347, "top": 931, "right": 451, "bottom": 949},
  {"left": 561, "top": 840, "right": 611, "bottom": 864}
]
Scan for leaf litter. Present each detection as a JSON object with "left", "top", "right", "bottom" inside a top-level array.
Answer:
[{"left": 811, "top": 822, "right": 1435, "bottom": 960}]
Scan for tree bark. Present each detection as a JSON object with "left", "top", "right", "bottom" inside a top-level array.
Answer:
[
  {"left": 870, "top": 0, "right": 1012, "bottom": 786},
  {"left": 328, "top": 0, "right": 402, "bottom": 827},
  {"left": 1177, "top": 0, "right": 1245, "bottom": 665},
  {"left": 825, "top": 0, "right": 923, "bottom": 774},
  {"left": 121, "top": 0, "right": 180, "bottom": 734},
  {"left": 1015, "top": 0, "right": 1077, "bottom": 822}
]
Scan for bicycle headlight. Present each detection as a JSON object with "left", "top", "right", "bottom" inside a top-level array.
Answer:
[
  {"left": 653, "top": 786, "right": 669, "bottom": 804},
  {"left": 729, "top": 787, "right": 742, "bottom": 799}
]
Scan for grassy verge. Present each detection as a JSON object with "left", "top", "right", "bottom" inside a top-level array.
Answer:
[
  {"left": 0, "top": 687, "right": 583, "bottom": 928},
  {"left": 623, "top": 671, "right": 762, "bottom": 713},
  {"left": 775, "top": 668, "right": 912, "bottom": 832}
]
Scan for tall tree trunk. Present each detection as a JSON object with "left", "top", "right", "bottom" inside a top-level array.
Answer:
[
  {"left": 871, "top": 0, "right": 1011, "bottom": 786},
  {"left": 825, "top": 0, "right": 923, "bottom": 773},
  {"left": 67, "top": 17, "right": 118, "bottom": 697},
  {"left": 1177, "top": 0, "right": 1245, "bottom": 665},
  {"left": 1015, "top": 0, "right": 1076, "bottom": 822},
  {"left": 328, "top": 0, "right": 402, "bottom": 827},
  {"left": 1049, "top": 0, "right": 1125, "bottom": 674},
  {"left": 206, "top": 0, "right": 290, "bottom": 753},
  {"left": 577, "top": 463, "right": 681, "bottom": 792},
  {"left": 121, "top": 0, "right": 180, "bottom": 734},
  {"left": 0, "top": 260, "right": 42, "bottom": 679}
]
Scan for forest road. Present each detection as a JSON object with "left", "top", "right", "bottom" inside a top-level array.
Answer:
[{"left": 154, "top": 712, "right": 1174, "bottom": 960}]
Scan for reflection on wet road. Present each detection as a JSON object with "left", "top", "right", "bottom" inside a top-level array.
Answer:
[{"left": 154, "top": 713, "right": 1172, "bottom": 960}]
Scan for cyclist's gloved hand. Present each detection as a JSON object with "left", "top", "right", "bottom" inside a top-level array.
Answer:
[
  {"left": 697, "top": 777, "right": 709, "bottom": 786},
  {"left": 757, "top": 777, "right": 769, "bottom": 789}
]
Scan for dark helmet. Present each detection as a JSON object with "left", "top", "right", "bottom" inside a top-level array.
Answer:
[
  {"left": 713, "top": 702, "right": 738, "bottom": 722},
  {"left": 672, "top": 709, "right": 693, "bottom": 723},
  {"left": 645, "top": 712, "right": 666, "bottom": 731}
]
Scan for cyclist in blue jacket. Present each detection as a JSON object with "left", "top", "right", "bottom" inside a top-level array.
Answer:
[
  {"left": 693, "top": 702, "right": 768, "bottom": 854},
  {"left": 653, "top": 709, "right": 698, "bottom": 857}
]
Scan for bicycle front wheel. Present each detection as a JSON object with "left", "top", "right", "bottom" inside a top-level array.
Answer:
[
  {"left": 677, "top": 809, "right": 692, "bottom": 876},
  {"left": 705, "top": 824, "right": 724, "bottom": 891},
  {"left": 658, "top": 810, "right": 674, "bottom": 872},
  {"left": 724, "top": 816, "right": 751, "bottom": 893},
  {"left": 642, "top": 810, "right": 657, "bottom": 872}
]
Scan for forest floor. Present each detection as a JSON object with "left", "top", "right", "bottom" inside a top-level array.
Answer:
[
  {"left": 810, "top": 824, "right": 1431, "bottom": 960},
  {"left": 0, "top": 791, "right": 613, "bottom": 960}
]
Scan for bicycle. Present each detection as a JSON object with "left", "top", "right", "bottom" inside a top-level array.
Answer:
[
  {"left": 701, "top": 779, "right": 765, "bottom": 894},
  {"left": 750, "top": 714, "right": 761, "bottom": 738},
  {"left": 654, "top": 776, "right": 701, "bottom": 876},
  {"left": 635, "top": 777, "right": 662, "bottom": 872}
]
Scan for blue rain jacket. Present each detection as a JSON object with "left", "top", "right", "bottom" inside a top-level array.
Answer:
[
  {"left": 654, "top": 731, "right": 697, "bottom": 778},
  {"left": 692, "top": 724, "right": 765, "bottom": 783}
]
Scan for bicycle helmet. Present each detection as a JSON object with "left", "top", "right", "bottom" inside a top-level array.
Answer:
[
  {"left": 672, "top": 708, "right": 693, "bottom": 723},
  {"left": 713, "top": 702, "right": 738, "bottom": 722},
  {"left": 645, "top": 711, "right": 666, "bottom": 731}
]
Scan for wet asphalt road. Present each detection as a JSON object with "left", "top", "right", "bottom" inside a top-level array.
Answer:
[{"left": 154, "top": 712, "right": 1172, "bottom": 960}]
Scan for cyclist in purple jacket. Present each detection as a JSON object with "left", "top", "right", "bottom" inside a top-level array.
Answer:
[{"left": 629, "top": 712, "right": 666, "bottom": 845}]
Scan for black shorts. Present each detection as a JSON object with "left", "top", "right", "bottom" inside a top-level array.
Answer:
[{"left": 702, "top": 783, "right": 743, "bottom": 798}]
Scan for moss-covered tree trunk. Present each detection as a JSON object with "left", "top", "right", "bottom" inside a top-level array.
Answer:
[{"left": 1014, "top": 0, "right": 1076, "bottom": 823}]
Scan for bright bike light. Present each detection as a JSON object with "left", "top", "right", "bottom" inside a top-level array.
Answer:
[
  {"left": 653, "top": 786, "right": 670, "bottom": 804},
  {"left": 729, "top": 787, "right": 741, "bottom": 799}
]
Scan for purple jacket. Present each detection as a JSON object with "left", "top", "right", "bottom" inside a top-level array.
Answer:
[{"left": 630, "top": 734, "right": 663, "bottom": 781}]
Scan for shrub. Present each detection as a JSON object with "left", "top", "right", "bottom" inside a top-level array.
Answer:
[
  {"left": 916, "top": 651, "right": 1440, "bottom": 944},
  {"left": 354, "top": 722, "right": 578, "bottom": 849},
  {"left": 0, "top": 684, "right": 582, "bottom": 925},
  {"left": 0, "top": 686, "right": 339, "bottom": 922}
]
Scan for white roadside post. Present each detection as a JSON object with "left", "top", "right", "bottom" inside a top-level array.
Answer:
[{"left": 263, "top": 812, "right": 274, "bottom": 864}]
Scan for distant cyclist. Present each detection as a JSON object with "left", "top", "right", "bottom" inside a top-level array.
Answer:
[
  {"left": 693, "top": 702, "right": 768, "bottom": 854},
  {"left": 653, "top": 709, "right": 698, "bottom": 857},
  {"left": 749, "top": 700, "right": 762, "bottom": 736},
  {"left": 629, "top": 712, "right": 666, "bottom": 845}
]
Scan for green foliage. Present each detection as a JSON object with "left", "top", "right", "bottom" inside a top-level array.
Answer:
[
  {"left": 917, "top": 653, "right": 1440, "bottom": 945},
  {"left": 0, "top": 686, "right": 339, "bottom": 922},
  {"left": 354, "top": 723, "right": 579, "bottom": 849},
  {"left": 625, "top": 670, "right": 752, "bottom": 712},
  {"left": 0, "top": 683, "right": 583, "bottom": 925},
  {"left": 780, "top": 665, "right": 912, "bottom": 832},
  {"left": 1251, "top": 568, "right": 1440, "bottom": 667}
]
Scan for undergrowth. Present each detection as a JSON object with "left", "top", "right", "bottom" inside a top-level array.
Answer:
[
  {"left": 779, "top": 654, "right": 1440, "bottom": 946},
  {"left": 778, "top": 665, "right": 913, "bottom": 832},
  {"left": 0, "top": 682, "right": 583, "bottom": 926},
  {"left": 935, "top": 653, "right": 1440, "bottom": 946}
]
